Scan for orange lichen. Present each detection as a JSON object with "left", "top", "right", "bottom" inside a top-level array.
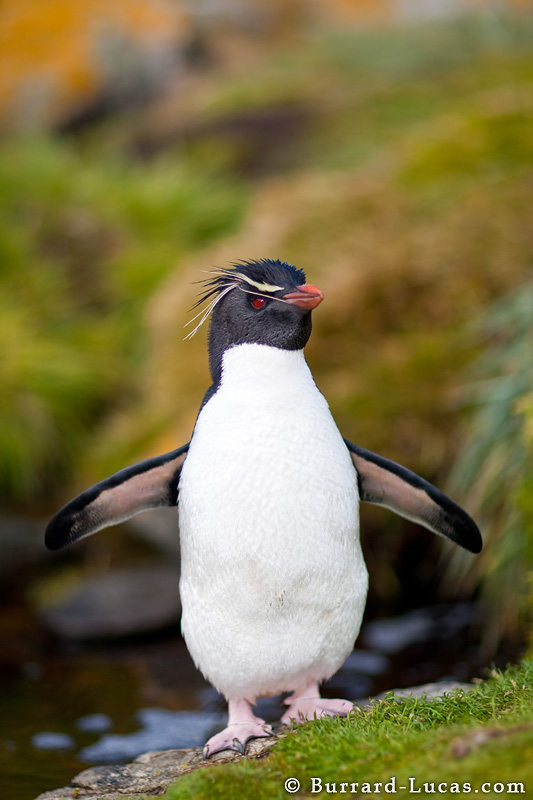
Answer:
[{"left": 0, "top": 0, "right": 190, "bottom": 128}]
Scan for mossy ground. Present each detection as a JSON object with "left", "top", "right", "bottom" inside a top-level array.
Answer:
[{"left": 162, "top": 661, "right": 533, "bottom": 799}]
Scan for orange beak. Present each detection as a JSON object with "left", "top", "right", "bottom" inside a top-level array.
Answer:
[{"left": 282, "top": 284, "right": 324, "bottom": 310}]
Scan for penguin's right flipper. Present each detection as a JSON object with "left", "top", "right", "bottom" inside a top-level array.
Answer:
[
  {"left": 45, "top": 444, "right": 189, "bottom": 551},
  {"left": 345, "top": 440, "right": 482, "bottom": 554}
]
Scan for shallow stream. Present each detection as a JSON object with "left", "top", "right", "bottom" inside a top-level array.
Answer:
[
  {"left": 0, "top": 514, "right": 522, "bottom": 800},
  {"left": 1, "top": 596, "right": 519, "bottom": 800}
]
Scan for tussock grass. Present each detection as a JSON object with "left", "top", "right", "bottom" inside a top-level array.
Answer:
[{"left": 0, "top": 137, "right": 245, "bottom": 504}]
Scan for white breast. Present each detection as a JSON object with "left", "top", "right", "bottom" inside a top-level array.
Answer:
[{"left": 178, "top": 344, "right": 368, "bottom": 700}]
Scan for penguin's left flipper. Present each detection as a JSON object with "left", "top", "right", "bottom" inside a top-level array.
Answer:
[
  {"left": 345, "top": 440, "right": 482, "bottom": 554},
  {"left": 45, "top": 444, "right": 189, "bottom": 551}
]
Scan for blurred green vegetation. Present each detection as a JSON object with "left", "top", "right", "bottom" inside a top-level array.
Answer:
[
  {"left": 0, "top": 137, "right": 246, "bottom": 504},
  {"left": 1, "top": 12, "right": 532, "bottom": 641},
  {"left": 447, "top": 282, "right": 533, "bottom": 652}
]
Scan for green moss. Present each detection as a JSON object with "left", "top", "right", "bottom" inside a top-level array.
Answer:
[{"left": 161, "top": 662, "right": 533, "bottom": 800}]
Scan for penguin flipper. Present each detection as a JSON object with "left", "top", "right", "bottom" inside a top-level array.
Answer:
[
  {"left": 344, "top": 440, "right": 482, "bottom": 554},
  {"left": 45, "top": 444, "right": 189, "bottom": 551}
]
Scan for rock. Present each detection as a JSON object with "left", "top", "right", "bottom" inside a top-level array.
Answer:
[
  {"left": 384, "top": 681, "right": 474, "bottom": 700},
  {"left": 359, "top": 680, "right": 474, "bottom": 708},
  {"left": 35, "top": 679, "right": 477, "bottom": 799},
  {"left": 0, "top": 0, "right": 191, "bottom": 131},
  {"left": 362, "top": 604, "right": 477, "bottom": 654},
  {"left": 363, "top": 610, "right": 434, "bottom": 654},
  {"left": 38, "top": 563, "right": 180, "bottom": 639},
  {"left": 326, "top": 648, "right": 391, "bottom": 699},
  {"left": 34, "top": 736, "right": 280, "bottom": 800},
  {"left": 340, "top": 649, "right": 390, "bottom": 676}
]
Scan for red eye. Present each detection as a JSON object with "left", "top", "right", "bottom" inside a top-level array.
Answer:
[{"left": 252, "top": 297, "right": 265, "bottom": 309}]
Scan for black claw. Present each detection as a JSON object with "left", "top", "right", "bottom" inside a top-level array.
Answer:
[
  {"left": 233, "top": 737, "right": 246, "bottom": 755},
  {"left": 203, "top": 727, "right": 275, "bottom": 760}
]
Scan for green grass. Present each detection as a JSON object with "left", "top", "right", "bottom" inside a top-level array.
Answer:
[
  {"left": 0, "top": 137, "right": 246, "bottom": 505},
  {"left": 162, "top": 661, "right": 533, "bottom": 799}
]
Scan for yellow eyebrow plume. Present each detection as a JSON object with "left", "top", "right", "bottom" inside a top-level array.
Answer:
[{"left": 233, "top": 273, "right": 284, "bottom": 293}]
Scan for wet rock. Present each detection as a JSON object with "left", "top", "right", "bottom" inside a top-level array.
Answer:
[
  {"left": 38, "top": 563, "right": 180, "bottom": 639},
  {"left": 340, "top": 649, "right": 390, "bottom": 676},
  {"left": 362, "top": 604, "right": 477, "bottom": 654},
  {"left": 35, "top": 680, "right": 477, "bottom": 799},
  {"left": 358, "top": 680, "right": 474, "bottom": 708},
  {"left": 34, "top": 736, "right": 280, "bottom": 800},
  {"left": 383, "top": 681, "right": 473, "bottom": 700},
  {"left": 327, "top": 648, "right": 391, "bottom": 698},
  {"left": 362, "top": 610, "right": 436, "bottom": 654}
]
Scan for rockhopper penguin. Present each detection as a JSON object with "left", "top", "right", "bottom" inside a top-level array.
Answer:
[{"left": 45, "top": 258, "right": 482, "bottom": 757}]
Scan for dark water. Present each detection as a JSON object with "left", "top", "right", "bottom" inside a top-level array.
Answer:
[
  {"left": 0, "top": 613, "right": 203, "bottom": 800},
  {"left": 1, "top": 596, "right": 520, "bottom": 800},
  {"left": 0, "top": 516, "right": 523, "bottom": 800}
]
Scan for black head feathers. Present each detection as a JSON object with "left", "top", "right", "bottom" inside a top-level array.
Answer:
[
  {"left": 185, "top": 259, "right": 306, "bottom": 340},
  {"left": 186, "top": 259, "right": 318, "bottom": 383}
]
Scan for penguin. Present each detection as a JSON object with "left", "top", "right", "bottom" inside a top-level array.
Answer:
[{"left": 45, "top": 258, "right": 482, "bottom": 758}]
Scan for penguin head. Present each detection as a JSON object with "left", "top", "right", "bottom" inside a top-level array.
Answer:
[{"left": 189, "top": 259, "right": 323, "bottom": 382}]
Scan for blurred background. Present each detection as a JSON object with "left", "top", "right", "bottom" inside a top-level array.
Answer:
[{"left": 1, "top": 1, "right": 532, "bottom": 798}]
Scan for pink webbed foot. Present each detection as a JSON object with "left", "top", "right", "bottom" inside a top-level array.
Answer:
[
  {"left": 203, "top": 698, "right": 274, "bottom": 758},
  {"left": 281, "top": 682, "right": 357, "bottom": 725}
]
